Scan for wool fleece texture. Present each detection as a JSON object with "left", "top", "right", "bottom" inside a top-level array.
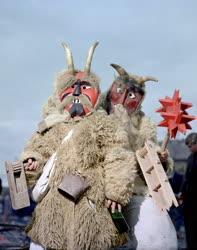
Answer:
[
  {"left": 21, "top": 111, "right": 137, "bottom": 250},
  {"left": 121, "top": 108, "right": 174, "bottom": 196}
]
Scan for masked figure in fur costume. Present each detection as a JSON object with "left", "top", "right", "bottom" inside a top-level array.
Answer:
[
  {"left": 21, "top": 44, "right": 137, "bottom": 250},
  {"left": 103, "top": 64, "right": 178, "bottom": 250}
]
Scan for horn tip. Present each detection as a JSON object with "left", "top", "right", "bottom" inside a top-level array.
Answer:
[
  {"left": 61, "top": 42, "right": 69, "bottom": 49},
  {"left": 95, "top": 41, "right": 99, "bottom": 46},
  {"left": 110, "top": 63, "right": 118, "bottom": 68}
]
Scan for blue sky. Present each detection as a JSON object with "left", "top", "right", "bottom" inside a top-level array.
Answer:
[{"left": 0, "top": 0, "right": 197, "bottom": 185}]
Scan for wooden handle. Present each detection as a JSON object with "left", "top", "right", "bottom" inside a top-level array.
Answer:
[{"left": 161, "top": 131, "right": 170, "bottom": 151}]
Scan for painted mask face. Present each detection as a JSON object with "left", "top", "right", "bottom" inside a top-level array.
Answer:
[
  {"left": 59, "top": 72, "right": 100, "bottom": 117},
  {"left": 109, "top": 78, "right": 144, "bottom": 115}
]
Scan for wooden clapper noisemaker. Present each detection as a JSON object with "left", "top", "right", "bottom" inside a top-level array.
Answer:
[{"left": 5, "top": 161, "right": 30, "bottom": 210}]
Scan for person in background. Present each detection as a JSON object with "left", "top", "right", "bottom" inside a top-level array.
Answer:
[
  {"left": 0, "top": 178, "right": 2, "bottom": 195},
  {"left": 169, "top": 171, "right": 185, "bottom": 238},
  {"left": 179, "top": 132, "right": 197, "bottom": 249},
  {"left": 0, "top": 178, "right": 12, "bottom": 223},
  {"left": 0, "top": 178, "right": 3, "bottom": 218}
]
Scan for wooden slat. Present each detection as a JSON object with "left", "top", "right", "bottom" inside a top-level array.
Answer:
[{"left": 136, "top": 140, "right": 178, "bottom": 211}]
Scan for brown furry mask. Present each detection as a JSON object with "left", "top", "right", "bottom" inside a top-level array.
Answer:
[{"left": 105, "top": 64, "right": 158, "bottom": 115}]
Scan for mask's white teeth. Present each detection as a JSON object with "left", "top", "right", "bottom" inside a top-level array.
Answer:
[{"left": 73, "top": 98, "right": 80, "bottom": 104}]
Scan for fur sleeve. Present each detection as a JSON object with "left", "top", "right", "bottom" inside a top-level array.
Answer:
[
  {"left": 104, "top": 148, "right": 137, "bottom": 206},
  {"left": 165, "top": 156, "right": 174, "bottom": 177},
  {"left": 156, "top": 145, "right": 174, "bottom": 177},
  {"left": 20, "top": 132, "right": 48, "bottom": 187},
  {"left": 20, "top": 122, "right": 70, "bottom": 187},
  {"left": 104, "top": 124, "right": 137, "bottom": 206},
  {"left": 20, "top": 132, "right": 48, "bottom": 166},
  {"left": 138, "top": 115, "right": 157, "bottom": 145}
]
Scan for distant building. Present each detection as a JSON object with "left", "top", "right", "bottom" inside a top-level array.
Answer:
[{"left": 168, "top": 139, "right": 190, "bottom": 174}]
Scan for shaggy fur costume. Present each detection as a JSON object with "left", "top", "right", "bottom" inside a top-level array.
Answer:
[
  {"left": 21, "top": 111, "right": 137, "bottom": 250},
  {"left": 109, "top": 104, "right": 174, "bottom": 196},
  {"left": 100, "top": 92, "right": 174, "bottom": 196},
  {"left": 128, "top": 110, "right": 173, "bottom": 195}
]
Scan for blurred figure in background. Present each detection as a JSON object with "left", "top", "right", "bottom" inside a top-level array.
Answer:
[
  {"left": 169, "top": 171, "right": 185, "bottom": 240},
  {"left": 0, "top": 178, "right": 2, "bottom": 195},
  {"left": 179, "top": 132, "right": 197, "bottom": 249}
]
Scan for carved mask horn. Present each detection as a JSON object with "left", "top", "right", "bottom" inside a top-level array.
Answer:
[
  {"left": 110, "top": 63, "right": 129, "bottom": 78},
  {"left": 84, "top": 42, "right": 99, "bottom": 74},
  {"left": 138, "top": 76, "right": 158, "bottom": 85},
  {"left": 62, "top": 42, "right": 75, "bottom": 75},
  {"left": 111, "top": 63, "right": 158, "bottom": 86}
]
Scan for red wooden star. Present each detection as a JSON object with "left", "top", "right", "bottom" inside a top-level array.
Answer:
[{"left": 156, "top": 89, "right": 196, "bottom": 138}]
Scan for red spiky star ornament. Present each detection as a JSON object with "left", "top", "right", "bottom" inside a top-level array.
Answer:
[{"left": 156, "top": 89, "right": 196, "bottom": 138}]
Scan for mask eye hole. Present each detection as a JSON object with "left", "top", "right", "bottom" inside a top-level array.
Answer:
[
  {"left": 117, "top": 87, "right": 123, "bottom": 93},
  {"left": 128, "top": 92, "right": 135, "bottom": 99},
  {"left": 82, "top": 85, "right": 91, "bottom": 90}
]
